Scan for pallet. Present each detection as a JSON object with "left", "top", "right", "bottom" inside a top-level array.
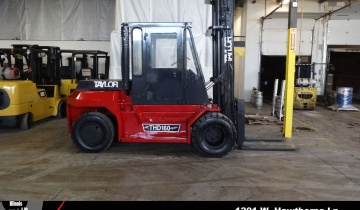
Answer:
[
  {"left": 245, "top": 114, "right": 283, "bottom": 125},
  {"left": 327, "top": 104, "right": 359, "bottom": 112}
]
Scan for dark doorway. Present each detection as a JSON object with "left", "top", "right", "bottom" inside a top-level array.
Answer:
[
  {"left": 260, "top": 55, "right": 311, "bottom": 101},
  {"left": 329, "top": 51, "right": 360, "bottom": 101},
  {"left": 260, "top": 56, "right": 286, "bottom": 101}
]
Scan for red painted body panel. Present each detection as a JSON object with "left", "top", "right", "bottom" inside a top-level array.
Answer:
[{"left": 67, "top": 90, "right": 220, "bottom": 144}]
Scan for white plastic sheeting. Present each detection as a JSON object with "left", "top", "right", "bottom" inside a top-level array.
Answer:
[
  {"left": 0, "top": 0, "right": 25, "bottom": 40},
  {"left": 110, "top": 0, "right": 213, "bottom": 81},
  {"left": 109, "top": 31, "right": 121, "bottom": 79},
  {"left": 0, "top": 0, "right": 115, "bottom": 41}
]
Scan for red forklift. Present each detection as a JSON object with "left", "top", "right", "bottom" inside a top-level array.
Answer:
[{"left": 66, "top": 0, "right": 245, "bottom": 157}]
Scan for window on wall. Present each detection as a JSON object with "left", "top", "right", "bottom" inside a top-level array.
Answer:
[{"left": 0, "top": 0, "right": 115, "bottom": 41}]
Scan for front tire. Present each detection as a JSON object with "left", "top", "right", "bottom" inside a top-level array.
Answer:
[
  {"left": 20, "top": 112, "right": 32, "bottom": 130},
  {"left": 71, "top": 112, "right": 114, "bottom": 153},
  {"left": 191, "top": 112, "right": 236, "bottom": 157},
  {"left": 57, "top": 100, "right": 67, "bottom": 118}
]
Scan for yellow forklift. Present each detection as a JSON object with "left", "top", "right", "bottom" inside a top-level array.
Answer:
[
  {"left": 0, "top": 45, "right": 66, "bottom": 129},
  {"left": 293, "top": 62, "right": 317, "bottom": 110}
]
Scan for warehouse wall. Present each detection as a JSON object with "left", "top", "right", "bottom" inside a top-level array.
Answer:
[
  {"left": 0, "top": 0, "right": 115, "bottom": 41},
  {"left": 241, "top": 0, "right": 360, "bottom": 102},
  {"left": 234, "top": 7, "right": 245, "bottom": 99},
  {"left": 242, "top": 1, "right": 261, "bottom": 102},
  {"left": 328, "top": 20, "right": 360, "bottom": 45}
]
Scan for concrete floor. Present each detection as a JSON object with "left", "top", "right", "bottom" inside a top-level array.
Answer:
[{"left": 1, "top": 101, "right": 360, "bottom": 201}]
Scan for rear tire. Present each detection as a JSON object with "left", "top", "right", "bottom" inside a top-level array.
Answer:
[
  {"left": 191, "top": 112, "right": 236, "bottom": 157},
  {"left": 20, "top": 113, "right": 32, "bottom": 130},
  {"left": 57, "top": 100, "right": 67, "bottom": 118},
  {"left": 71, "top": 112, "right": 114, "bottom": 153}
]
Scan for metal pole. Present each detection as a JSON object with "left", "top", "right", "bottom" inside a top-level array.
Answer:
[
  {"left": 321, "top": 16, "right": 329, "bottom": 96},
  {"left": 283, "top": 0, "right": 298, "bottom": 138},
  {"left": 271, "top": 78, "right": 279, "bottom": 117}
]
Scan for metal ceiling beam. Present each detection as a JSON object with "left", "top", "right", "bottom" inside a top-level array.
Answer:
[
  {"left": 315, "top": 1, "right": 352, "bottom": 20},
  {"left": 235, "top": 0, "right": 246, "bottom": 7}
]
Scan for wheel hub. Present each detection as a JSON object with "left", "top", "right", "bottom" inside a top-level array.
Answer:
[
  {"left": 204, "top": 126, "right": 224, "bottom": 146},
  {"left": 81, "top": 123, "right": 103, "bottom": 146}
]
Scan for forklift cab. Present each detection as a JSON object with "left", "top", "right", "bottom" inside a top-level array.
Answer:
[
  {"left": 68, "top": 50, "right": 109, "bottom": 81},
  {"left": 60, "top": 50, "right": 109, "bottom": 80},
  {"left": 59, "top": 50, "right": 110, "bottom": 96},
  {"left": 124, "top": 22, "right": 209, "bottom": 105}
]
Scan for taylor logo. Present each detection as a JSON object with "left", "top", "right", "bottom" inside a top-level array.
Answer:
[
  {"left": 224, "top": 37, "right": 233, "bottom": 62},
  {"left": 143, "top": 124, "right": 180, "bottom": 132},
  {"left": 94, "top": 81, "right": 118, "bottom": 88}
]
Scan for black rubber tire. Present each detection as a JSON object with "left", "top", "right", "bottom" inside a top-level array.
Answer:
[
  {"left": 71, "top": 112, "right": 114, "bottom": 153},
  {"left": 191, "top": 112, "right": 236, "bottom": 157},
  {"left": 57, "top": 100, "right": 67, "bottom": 118},
  {"left": 20, "top": 112, "right": 32, "bottom": 130}
]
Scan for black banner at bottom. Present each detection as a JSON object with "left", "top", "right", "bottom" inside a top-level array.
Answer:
[{"left": 1, "top": 201, "right": 359, "bottom": 210}]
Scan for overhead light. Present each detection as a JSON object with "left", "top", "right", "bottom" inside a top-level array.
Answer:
[
  {"left": 282, "top": 0, "right": 290, "bottom": 4},
  {"left": 276, "top": 0, "right": 290, "bottom": 4}
]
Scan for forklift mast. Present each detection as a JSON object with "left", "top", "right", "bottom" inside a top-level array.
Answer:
[
  {"left": 11, "top": 45, "right": 32, "bottom": 69},
  {"left": 0, "top": 45, "right": 33, "bottom": 80},
  {"left": 209, "top": 0, "right": 235, "bottom": 122},
  {"left": 10, "top": 45, "right": 33, "bottom": 79},
  {"left": 30, "top": 46, "right": 62, "bottom": 86},
  {"left": 0, "top": 48, "right": 12, "bottom": 68},
  {"left": 210, "top": 0, "right": 245, "bottom": 146},
  {"left": 60, "top": 50, "right": 110, "bottom": 81},
  {"left": 70, "top": 50, "right": 109, "bottom": 80}
]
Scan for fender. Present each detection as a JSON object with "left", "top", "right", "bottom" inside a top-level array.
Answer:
[
  {"left": 66, "top": 90, "right": 125, "bottom": 138},
  {"left": 186, "top": 104, "right": 220, "bottom": 143}
]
